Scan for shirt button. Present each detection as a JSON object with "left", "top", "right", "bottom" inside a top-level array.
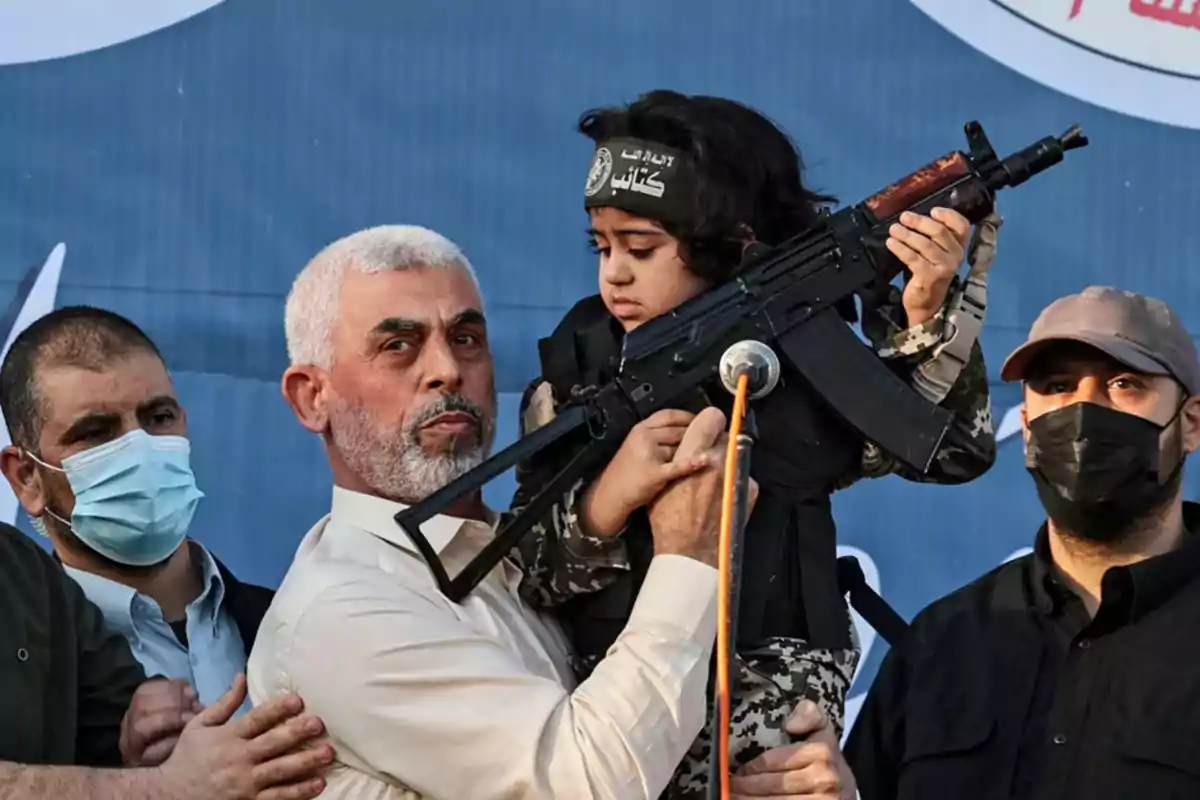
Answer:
[
  {"left": 1053, "top": 733, "right": 1068, "bottom": 745},
  {"left": 15, "top": 648, "right": 28, "bottom": 662}
]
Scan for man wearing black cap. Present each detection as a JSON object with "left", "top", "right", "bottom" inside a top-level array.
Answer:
[{"left": 844, "top": 286, "right": 1200, "bottom": 799}]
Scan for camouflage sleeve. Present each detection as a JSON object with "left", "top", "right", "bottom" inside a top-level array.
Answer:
[
  {"left": 667, "top": 635, "right": 860, "bottom": 798},
  {"left": 510, "top": 380, "right": 631, "bottom": 610},
  {"left": 835, "top": 281, "right": 996, "bottom": 490}
]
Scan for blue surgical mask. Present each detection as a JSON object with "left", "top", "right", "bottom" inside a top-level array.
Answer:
[{"left": 27, "top": 429, "right": 205, "bottom": 566}]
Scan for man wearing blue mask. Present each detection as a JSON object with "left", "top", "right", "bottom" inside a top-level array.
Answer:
[{"left": 0, "top": 306, "right": 273, "bottom": 719}]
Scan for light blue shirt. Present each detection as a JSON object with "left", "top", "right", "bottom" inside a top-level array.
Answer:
[{"left": 65, "top": 543, "right": 251, "bottom": 717}]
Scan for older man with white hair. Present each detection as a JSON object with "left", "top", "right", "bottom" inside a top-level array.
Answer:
[
  {"left": 247, "top": 224, "right": 743, "bottom": 800},
  {"left": 250, "top": 225, "right": 857, "bottom": 799}
]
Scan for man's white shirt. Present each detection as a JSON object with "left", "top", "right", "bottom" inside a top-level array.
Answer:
[{"left": 247, "top": 486, "right": 719, "bottom": 799}]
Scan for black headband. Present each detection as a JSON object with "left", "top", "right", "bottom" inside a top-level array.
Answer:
[{"left": 583, "top": 138, "right": 695, "bottom": 224}]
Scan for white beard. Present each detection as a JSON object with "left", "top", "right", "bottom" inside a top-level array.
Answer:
[{"left": 328, "top": 392, "right": 493, "bottom": 504}]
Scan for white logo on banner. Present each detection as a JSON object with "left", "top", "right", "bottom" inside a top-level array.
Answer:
[
  {"left": 0, "top": 0, "right": 226, "bottom": 66},
  {"left": 911, "top": 0, "right": 1200, "bottom": 129},
  {"left": 0, "top": 245, "right": 66, "bottom": 526}
]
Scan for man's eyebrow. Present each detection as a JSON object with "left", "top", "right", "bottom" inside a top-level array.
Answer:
[
  {"left": 1027, "top": 362, "right": 1151, "bottom": 384},
  {"left": 1025, "top": 368, "right": 1077, "bottom": 384},
  {"left": 137, "top": 395, "right": 181, "bottom": 415},
  {"left": 369, "top": 317, "right": 428, "bottom": 337},
  {"left": 450, "top": 309, "right": 486, "bottom": 328},
  {"left": 369, "top": 312, "right": 485, "bottom": 341},
  {"left": 58, "top": 411, "right": 120, "bottom": 444}
]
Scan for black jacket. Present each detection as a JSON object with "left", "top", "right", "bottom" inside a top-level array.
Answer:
[
  {"left": 845, "top": 504, "right": 1200, "bottom": 800},
  {"left": 209, "top": 549, "right": 274, "bottom": 656},
  {"left": 0, "top": 523, "right": 144, "bottom": 765}
]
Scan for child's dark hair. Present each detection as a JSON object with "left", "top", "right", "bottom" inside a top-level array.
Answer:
[{"left": 578, "top": 89, "right": 837, "bottom": 282}]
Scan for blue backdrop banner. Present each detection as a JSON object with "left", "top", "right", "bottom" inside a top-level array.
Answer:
[{"left": 2, "top": 0, "right": 1198, "bottom": 735}]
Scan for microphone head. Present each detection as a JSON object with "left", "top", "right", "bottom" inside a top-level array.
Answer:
[{"left": 719, "top": 340, "right": 781, "bottom": 400}]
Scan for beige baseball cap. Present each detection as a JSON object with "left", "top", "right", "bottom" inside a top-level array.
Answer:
[{"left": 1000, "top": 286, "right": 1200, "bottom": 395}]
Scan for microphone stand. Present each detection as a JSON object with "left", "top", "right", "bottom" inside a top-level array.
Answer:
[
  {"left": 706, "top": 360, "right": 770, "bottom": 798},
  {"left": 705, "top": 406, "right": 759, "bottom": 797}
]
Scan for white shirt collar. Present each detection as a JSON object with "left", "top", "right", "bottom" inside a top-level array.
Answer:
[{"left": 329, "top": 485, "right": 495, "bottom": 555}]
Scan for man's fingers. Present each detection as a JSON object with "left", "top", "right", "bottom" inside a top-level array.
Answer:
[
  {"left": 196, "top": 673, "right": 250, "bottom": 727},
  {"left": 247, "top": 714, "right": 326, "bottom": 763},
  {"left": 677, "top": 407, "right": 727, "bottom": 458},
  {"left": 787, "top": 700, "right": 842, "bottom": 750},
  {"left": 730, "top": 760, "right": 841, "bottom": 796},
  {"left": 250, "top": 742, "right": 335, "bottom": 787},
  {"left": 784, "top": 699, "right": 828, "bottom": 738},
  {"left": 649, "top": 425, "right": 689, "bottom": 448},
  {"left": 255, "top": 777, "right": 328, "bottom": 800},
  {"left": 738, "top": 741, "right": 835, "bottom": 777},
  {"left": 138, "top": 736, "right": 179, "bottom": 767},
  {"left": 130, "top": 709, "right": 191, "bottom": 753},
  {"left": 231, "top": 689, "right": 306, "bottom": 740},
  {"left": 154, "top": 677, "right": 195, "bottom": 710},
  {"left": 135, "top": 677, "right": 193, "bottom": 711},
  {"left": 644, "top": 409, "right": 697, "bottom": 428},
  {"left": 655, "top": 443, "right": 680, "bottom": 464},
  {"left": 658, "top": 454, "right": 711, "bottom": 484}
]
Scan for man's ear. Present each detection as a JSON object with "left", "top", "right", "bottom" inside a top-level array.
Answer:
[
  {"left": 281, "top": 365, "right": 331, "bottom": 434},
  {"left": 1179, "top": 394, "right": 1200, "bottom": 455},
  {"left": 0, "top": 445, "right": 48, "bottom": 518}
]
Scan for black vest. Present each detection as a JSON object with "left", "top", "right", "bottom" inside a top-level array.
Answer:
[{"left": 531, "top": 295, "right": 862, "bottom": 672}]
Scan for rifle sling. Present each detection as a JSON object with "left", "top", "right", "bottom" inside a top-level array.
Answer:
[{"left": 837, "top": 556, "right": 910, "bottom": 650}]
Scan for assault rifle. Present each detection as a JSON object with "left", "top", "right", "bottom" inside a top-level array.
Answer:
[{"left": 397, "top": 121, "right": 1089, "bottom": 602}]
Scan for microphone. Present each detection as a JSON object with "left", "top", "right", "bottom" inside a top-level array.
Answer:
[{"left": 719, "top": 340, "right": 781, "bottom": 400}]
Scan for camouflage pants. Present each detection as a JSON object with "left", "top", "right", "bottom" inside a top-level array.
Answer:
[{"left": 664, "top": 636, "right": 860, "bottom": 799}]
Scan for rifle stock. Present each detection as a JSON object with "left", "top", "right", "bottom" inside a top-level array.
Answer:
[{"left": 397, "top": 120, "right": 1089, "bottom": 603}]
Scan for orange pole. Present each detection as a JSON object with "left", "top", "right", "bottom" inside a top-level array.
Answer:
[{"left": 714, "top": 372, "right": 749, "bottom": 800}]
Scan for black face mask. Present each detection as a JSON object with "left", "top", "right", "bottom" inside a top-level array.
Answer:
[{"left": 1025, "top": 402, "right": 1183, "bottom": 543}]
